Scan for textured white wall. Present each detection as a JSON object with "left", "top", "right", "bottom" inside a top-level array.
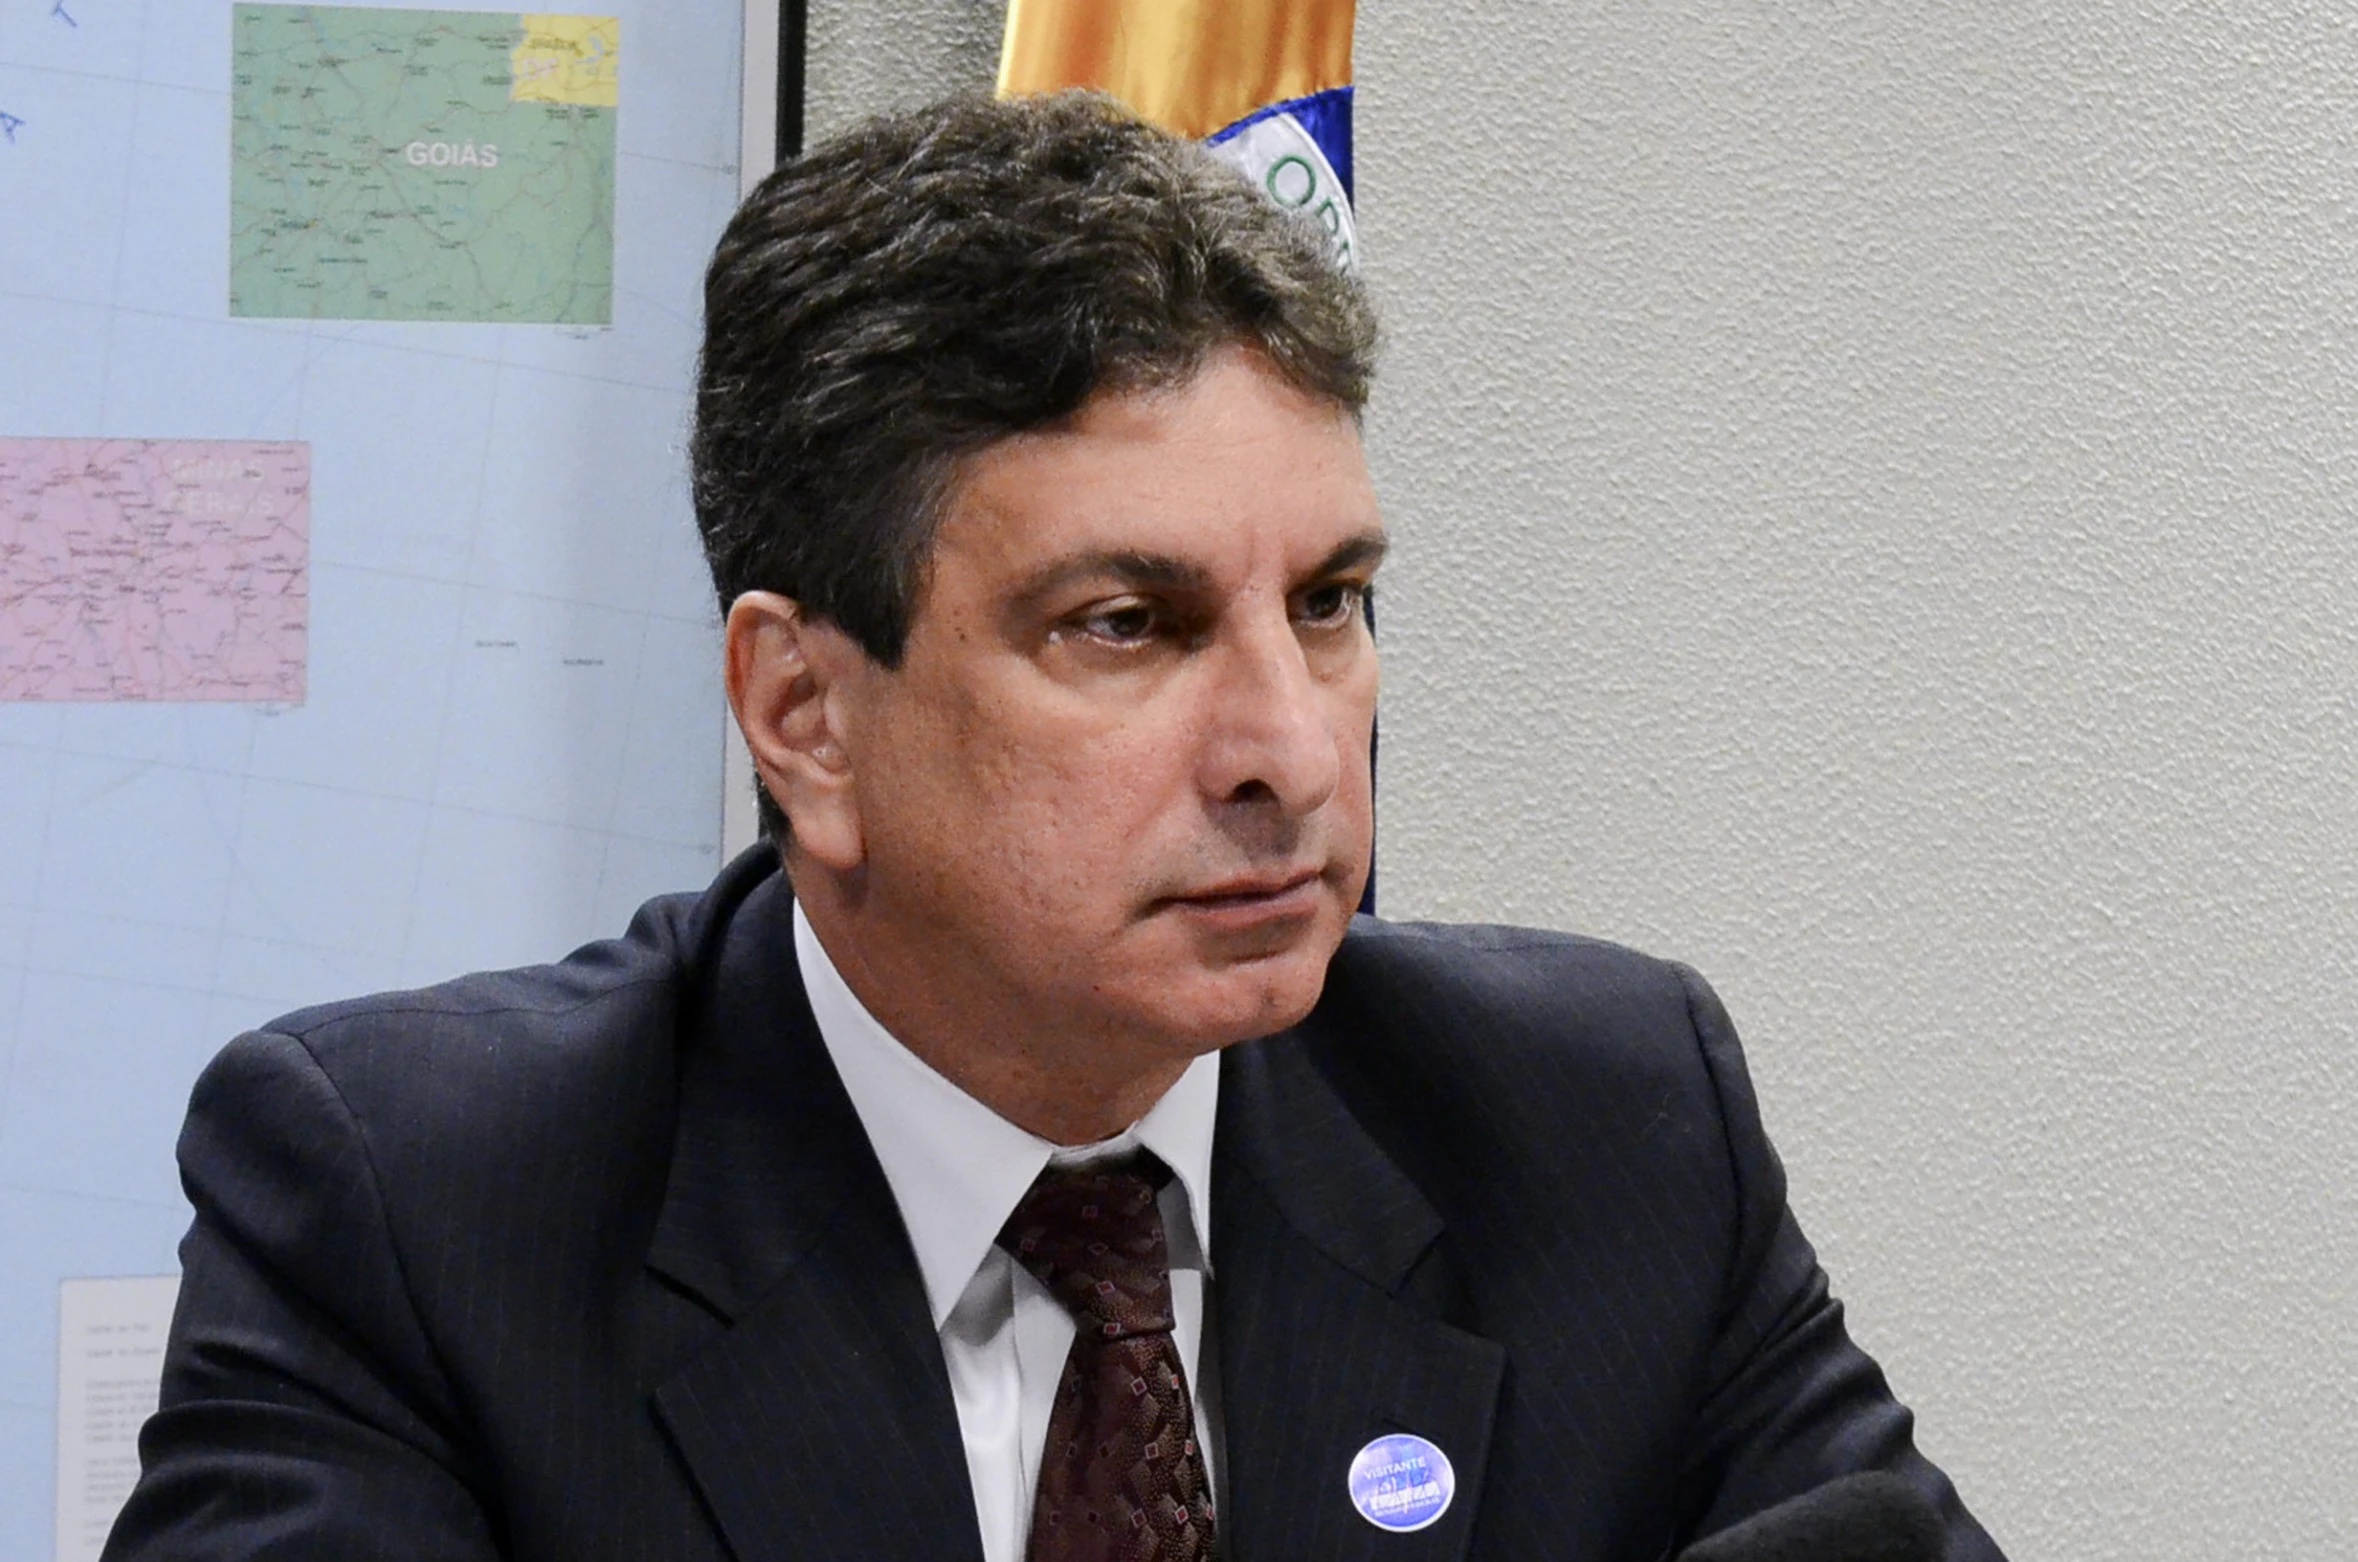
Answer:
[
  {"left": 806, "top": 5, "right": 2358, "bottom": 1557},
  {"left": 803, "top": 0, "right": 1003, "bottom": 131}
]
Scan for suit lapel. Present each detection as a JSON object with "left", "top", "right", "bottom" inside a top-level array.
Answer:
[
  {"left": 1214, "top": 1032, "right": 1506, "bottom": 1562},
  {"left": 644, "top": 866, "right": 984, "bottom": 1562}
]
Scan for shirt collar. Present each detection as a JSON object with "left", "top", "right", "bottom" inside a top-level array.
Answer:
[{"left": 794, "top": 901, "right": 1219, "bottom": 1331}]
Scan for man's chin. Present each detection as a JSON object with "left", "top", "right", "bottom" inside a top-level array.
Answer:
[
  {"left": 1151, "top": 942, "right": 1338, "bottom": 1051},
  {"left": 1104, "top": 891, "right": 1348, "bottom": 1043}
]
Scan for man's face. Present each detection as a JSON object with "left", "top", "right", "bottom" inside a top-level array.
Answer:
[{"left": 825, "top": 347, "right": 1383, "bottom": 1068}]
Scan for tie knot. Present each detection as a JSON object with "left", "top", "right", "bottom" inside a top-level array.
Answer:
[{"left": 997, "top": 1152, "right": 1177, "bottom": 1339}]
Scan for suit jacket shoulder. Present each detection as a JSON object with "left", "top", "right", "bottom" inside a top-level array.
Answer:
[
  {"left": 1216, "top": 916, "right": 2001, "bottom": 1561},
  {"left": 1303, "top": 917, "right": 1770, "bottom": 1277},
  {"left": 110, "top": 850, "right": 982, "bottom": 1562}
]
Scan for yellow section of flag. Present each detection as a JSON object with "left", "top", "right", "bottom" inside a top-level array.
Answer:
[{"left": 998, "top": 0, "right": 1353, "bottom": 140}]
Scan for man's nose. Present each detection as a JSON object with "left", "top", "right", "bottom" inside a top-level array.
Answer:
[{"left": 1195, "top": 618, "right": 1343, "bottom": 815}]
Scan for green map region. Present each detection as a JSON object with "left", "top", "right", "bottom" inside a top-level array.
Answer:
[{"left": 230, "top": 5, "right": 619, "bottom": 324}]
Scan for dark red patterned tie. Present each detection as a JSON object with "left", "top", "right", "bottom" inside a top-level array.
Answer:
[{"left": 997, "top": 1153, "right": 1216, "bottom": 1562}]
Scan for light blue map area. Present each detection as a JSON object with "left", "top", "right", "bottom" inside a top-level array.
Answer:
[{"left": 0, "top": 4, "right": 744, "bottom": 1554}]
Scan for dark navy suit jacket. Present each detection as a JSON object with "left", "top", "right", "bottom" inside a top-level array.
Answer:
[{"left": 105, "top": 848, "right": 2003, "bottom": 1561}]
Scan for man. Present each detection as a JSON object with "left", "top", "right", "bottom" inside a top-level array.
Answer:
[{"left": 107, "top": 94, "right": 2004, "bottom": 1561}]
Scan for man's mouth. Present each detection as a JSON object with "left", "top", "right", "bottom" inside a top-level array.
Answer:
[{"left": 1161, "top": 867, "right": 1326, "bottom": 923}]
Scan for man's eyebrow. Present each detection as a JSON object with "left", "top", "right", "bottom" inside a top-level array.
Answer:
[
  {"left": 1008, "top": 551, "right": 1217, "bottom": 614},
  {"left": 1007, "top": 529, "right": 1390, "bottom": 617},
  {"left": 1315, "top": 530, "right": 1390, "bottom": 578}
]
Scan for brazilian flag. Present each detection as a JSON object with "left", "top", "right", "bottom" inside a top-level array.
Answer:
[{"left": 998, "top": 0, "right": 1359, "bottom": 270}]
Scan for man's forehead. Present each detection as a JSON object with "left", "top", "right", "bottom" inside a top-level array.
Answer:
[{"left": 930, "top": 355, "right": 1379, "bottom": 572}]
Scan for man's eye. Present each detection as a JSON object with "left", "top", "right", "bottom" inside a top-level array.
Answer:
[
  {"left": 1296, "top": 582, "right": 1367, "bottom": 628},
  {"left": 1079, "top": 601, "right": 1160, "bottom": 643}
]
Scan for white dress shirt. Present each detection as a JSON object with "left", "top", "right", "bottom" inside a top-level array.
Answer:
[{"left": 793, "top": 905, "right": 1225, "bottom": 1562}]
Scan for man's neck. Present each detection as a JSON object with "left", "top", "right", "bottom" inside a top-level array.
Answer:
[{"left": 790, "top": 867, "right": 1198, "bottom": 1146}]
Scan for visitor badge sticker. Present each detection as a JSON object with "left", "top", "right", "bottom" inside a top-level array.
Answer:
[{"left": 1347, "top": 1432, "right": 1456, "bottom": 1533}]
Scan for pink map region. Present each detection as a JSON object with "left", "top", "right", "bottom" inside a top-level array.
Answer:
[{"left": 1, "top": 439, "right": 309, "bottom": 702}]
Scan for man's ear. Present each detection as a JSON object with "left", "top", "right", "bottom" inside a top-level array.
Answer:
[{"left": 724, "top": 591, "right": 866, "bottom": 872}]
